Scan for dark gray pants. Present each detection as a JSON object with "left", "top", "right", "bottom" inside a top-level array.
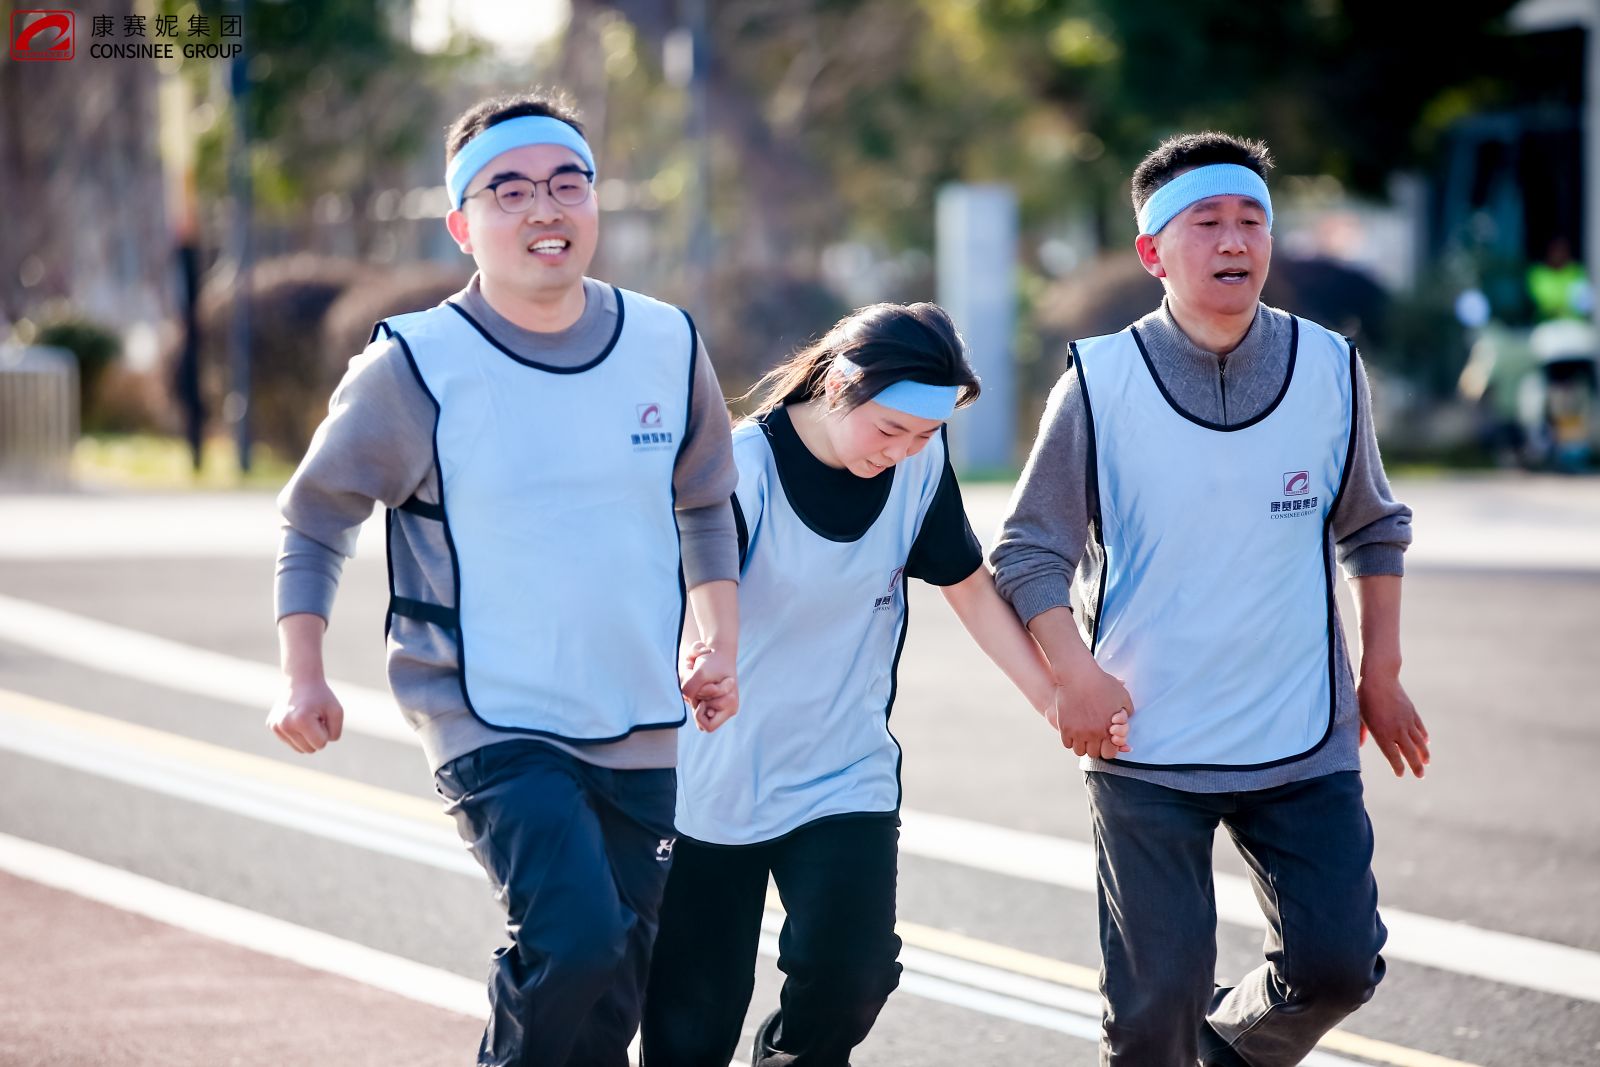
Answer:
[
  {"left": 435, "top": 739, "right": 677, "bottom": 1067},
  {"left": 1086, "top": 770, "right": 1387, "bottom": 1067}
]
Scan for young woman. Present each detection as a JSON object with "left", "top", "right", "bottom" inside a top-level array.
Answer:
[{"left": 640, "top": 302, "right": 1129, "bottom": 1066}]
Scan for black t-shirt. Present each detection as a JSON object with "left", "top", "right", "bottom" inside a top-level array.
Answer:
[{"left": 731, "top": 406, "right": 983, "bottom": 586}]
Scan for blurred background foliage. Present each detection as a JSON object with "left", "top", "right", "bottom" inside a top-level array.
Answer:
[{"left": 1, "top": 0, "right": 1582, "bottom": 463}]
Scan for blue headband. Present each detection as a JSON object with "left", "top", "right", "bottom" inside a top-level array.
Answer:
[
  {"left": 833, "top": 357, "right": 961, "bottom": 422},
  {"left": 446, "top": 115, "right": 597, "bottom": 209},
  {"left": 1136, "top": 163, "right": 1273, "bottom": 236}
]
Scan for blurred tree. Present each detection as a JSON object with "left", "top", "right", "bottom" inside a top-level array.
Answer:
[
  {"left": 577, "top": 0, "right": 1531, "bottom": 251},
  {"left": 167, "top": 0, "right": 455, "bottom": 256},
  {"left": 564, "top": 0, "right": 1536, "bottom": 395}
]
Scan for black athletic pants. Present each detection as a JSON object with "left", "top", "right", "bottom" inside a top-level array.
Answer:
[
  {"left": 641, "top": 815, "right": 902, "bottom": 1066},
  {"left": 434, "top": 739, "right": 677, "bottom": 1067}
]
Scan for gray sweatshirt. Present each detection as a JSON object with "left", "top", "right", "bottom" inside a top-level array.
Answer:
[
  {"left": 990, "top": 300, "right": 1412, "bottom": 792},
  {"left": 275, "top": 275, "right": 739, "bottom": 773}
]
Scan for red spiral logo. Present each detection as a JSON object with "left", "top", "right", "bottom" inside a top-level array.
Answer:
[{"left": 10, "top": 11, "right": 74, "bottom": 61}]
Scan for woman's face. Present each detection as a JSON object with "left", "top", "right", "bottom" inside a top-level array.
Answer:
[{"left": 824, "top": 399, "right": 944, "bottom": 478}]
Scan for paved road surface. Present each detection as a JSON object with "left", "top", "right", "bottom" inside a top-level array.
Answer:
[{"left": 0, "top": 474, "right": 1597, "bottom": 1066}]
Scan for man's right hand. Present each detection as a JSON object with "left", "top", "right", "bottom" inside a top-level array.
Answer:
[
  {"left": 267, "top": 677, "right": 345, "bottom": 754},
  {"left": 1053, "top": 665, "right": 1135, "bottom": 759}
]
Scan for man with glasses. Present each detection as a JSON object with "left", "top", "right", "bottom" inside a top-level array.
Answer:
[{"left": 268, "top": 91, "right": 742, "bottom": 1066}]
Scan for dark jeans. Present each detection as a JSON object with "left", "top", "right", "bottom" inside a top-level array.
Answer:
[
  {"left": 640, "top": 815, "right": 903, "bottom": 1067},
  {"left": 1086, "top": 770, "right": 1387, "bottom": 1067},
  {"left": 434, "top": 739, "right": 677, "bottom": 1067}
]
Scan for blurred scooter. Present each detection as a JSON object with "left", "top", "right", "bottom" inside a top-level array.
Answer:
[
  {"left": 1525, "top": 318, "right": 1598, "bottom": 472},
  {"left": 1456, "top": 289, "right": 1599, "bottom": 472}
]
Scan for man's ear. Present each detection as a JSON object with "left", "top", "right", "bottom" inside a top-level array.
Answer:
[
  {"left": 1135, "top": 233, "right": 1165, "bottom": 279},
  {"left": 445, "top": 208, "right": 473, "bottom": 254}
]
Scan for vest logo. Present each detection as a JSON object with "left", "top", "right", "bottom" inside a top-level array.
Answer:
[
  {"left": 655, "top": 838, "right": 676, "bottom": 862},
  {"left": 631, "top": 402, "right": 674, "bottom": 451},
  {"left": 10, "top": 10, "right": 74, "bottom": 61},
  {"left": 1272, "top": 470, "right": 1318, "bottom": 518},
  {"left": 873, "top": 567, "right": 904, "bottom": 611}
]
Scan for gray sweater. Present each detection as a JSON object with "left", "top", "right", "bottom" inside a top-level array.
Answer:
[
  {"left": 275, "top": 275, "right": 739, "bottom": 772},
  {"left": 990, "top": 300, "right": 1412, "bottom": 792}
]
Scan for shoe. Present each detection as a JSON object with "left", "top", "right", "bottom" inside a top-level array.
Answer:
[
  {"left": 1197, "top": 1021, "right": 1251, "bottom": 1066},
  {"left": 751, "top": 1009, "right": 781, "bottom": 1064}
]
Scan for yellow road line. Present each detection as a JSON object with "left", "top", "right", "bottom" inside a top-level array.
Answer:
[
  {"left": 2, "top": 688, "right": 1486, "bottom": 1067},
  {"left": 0, "top": 687, "right": 445, "bottom": 824}
]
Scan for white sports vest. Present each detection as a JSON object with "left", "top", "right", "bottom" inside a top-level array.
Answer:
[
  {"left": 674, "top": 419, "right": 947, "bottom": 845},
  {"left": 377, "top": 288, "right": 694, "bottom": 742},
  {"left": 1074, "top": 318, "right": 1356, "bottom": 769}
]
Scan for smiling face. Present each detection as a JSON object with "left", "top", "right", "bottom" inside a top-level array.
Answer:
[
  {"left": 444, "top": 141, "right": 598, "bottom": 307},
  {"left": 1137, "top": 191, "right": 1272, "bottom": 322},
  {"left": 823, "top": 398, "right": 944, "bottom": 478}
]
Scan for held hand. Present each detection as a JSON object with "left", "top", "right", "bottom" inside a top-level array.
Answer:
[
  {"left": 1101, "top": 707, "right": 1132, "bottom": 760},
  {"left": 1048, "top": 697, "right": 1130, "bottom": 759},
  {"left": 681, "top": 643, "right": 739, "bottom": 733},
  {"left": 267, "top": 676, "right": 345, "bottom": 754},
  {"left": 1053, "top": 666, "right": 1134, "bottom": 758},
  {"left": 1358, "top": 672, "right": 1429, "bottom": 778}
]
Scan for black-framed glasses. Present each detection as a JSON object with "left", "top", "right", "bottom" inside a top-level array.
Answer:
[{"left": 467, "top": 170, "right": 594, "bottom": 213}]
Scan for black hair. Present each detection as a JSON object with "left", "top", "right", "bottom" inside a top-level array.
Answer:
[
  {"left": 744, "top": 302, "right": 981, "bottom": 418},
  {"left": 444, "top": 89, "right": 585, "bottom": 163},
  {"left": 1130, "top": 132, "right": 1274, "bottom": 214}
]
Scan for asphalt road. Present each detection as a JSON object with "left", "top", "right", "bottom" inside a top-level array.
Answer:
[{"left": 0, "top": 475, "right": 1596, "bottom": 1066}]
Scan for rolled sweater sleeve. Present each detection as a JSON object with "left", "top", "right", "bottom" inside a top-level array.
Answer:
[
  {"left": 989, "top": 365, "right": 1094, "bottom": 625},
  {"left": 274, "top": 338, "right": 436, "bottom": 622},
  {"left": 1333, "top": 355, "right": 1413, "bottom": 578},
  {"left": 673, "top": 335, "right": 740, "bottom": 587}
]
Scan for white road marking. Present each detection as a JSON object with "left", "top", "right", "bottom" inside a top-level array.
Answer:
[
  {"left": 1, "top": 595, "right": 1597, "bottom": 1009},
  {"left": 0, "top": 831, "right": 487, "bottom": 1018},
  {"left": 0, "top": 691, "right": 1504, "bottom": 1064},
  {"left": 0, "top": 592, "right": 410, "bottom": 742},
  {"left": 0, "top": 829, "right": 1385, "bottom": 1067}
]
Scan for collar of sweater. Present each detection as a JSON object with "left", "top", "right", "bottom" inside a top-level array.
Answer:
[{"left": 1139, "top": 299, "right": 1278, "bottom": 375}]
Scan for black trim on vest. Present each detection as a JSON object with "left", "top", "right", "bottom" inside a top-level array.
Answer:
[
  {"left": 675, "top": 810, "right": 903, "bottom": 851},
  {"left": 1072, "top": 341, "right": 1110, "bottom": 654},
  {"left": 1129, "top": 317, "right": 1299, "bottom": 433},
  {"left": 882, "top": 565, "right": 913, "bottom": 815},
  {"left": 1096, "top": 326, "right": 1356, "bottom": 773},
  {"left": 399, "top": 496, "right": 445, "bottom": 521},
  {"left": 731, "top": 493, "right": 750, "bottom": 572},
  {"left": 389, "top": 595, "right": 459, "bottom": 629},
  {"left": 383, "top": 509, "right": 397, "bottom": 642},
  {"left": 667, "top": 305, "right": 697, "bottom": 729},
  {"left": 441, "top": 284, "right": 627, "bottom": 374}
]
